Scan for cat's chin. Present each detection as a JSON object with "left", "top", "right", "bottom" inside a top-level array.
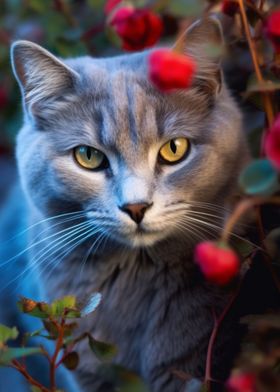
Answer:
[{"left": 112, "top": 229, "right": 166, "bottom": 248}]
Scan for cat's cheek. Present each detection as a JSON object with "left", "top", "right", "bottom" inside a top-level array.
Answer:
[{"left": 48, "top": 156, "right": 107, "bottom": 203}]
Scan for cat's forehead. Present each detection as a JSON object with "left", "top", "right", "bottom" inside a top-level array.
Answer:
[{"left": 53, "top": 55, "right": 213, "bottom": 162}]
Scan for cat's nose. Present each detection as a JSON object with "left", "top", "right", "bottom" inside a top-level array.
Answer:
[{"left": 119, "top": 202, "right": 152, "bottom": 224}]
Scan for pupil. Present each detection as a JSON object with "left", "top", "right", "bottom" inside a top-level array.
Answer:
[
  {"left": 86, "top": 147, "right": 92, "bottom": 160},
  {"left": 170, "top": 140, "right": 177, "bottom": 154}
]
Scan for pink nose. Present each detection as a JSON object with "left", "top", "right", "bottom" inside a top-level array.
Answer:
[{"left": 120, "top": 203, "right": 152, "bottom": 224}]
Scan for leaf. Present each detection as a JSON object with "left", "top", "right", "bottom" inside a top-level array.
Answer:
[
  {"left": 62, "top": 351, "right": 79, "bottom": 370},
  {"left": 0, "top": 347, "right": 41, "bottom": 364},
  {"left": 264, "top": 228, "right": 280, "bottom": 260},
  {"left": 238, "top": 159, "right": 279, "bottom": 196},
  {"left": 88, "top": 335, "right": 117, "bottom": 361},
  {"left": 80, "top": 293, "right": 102, "bottom": 317},
  {"left": 43, "top": 320, "right": 59, "bottom": 339},
  {"left": 0, "top": 325, "right": 18, "bottom": 345},
  {"left": 50, "top": 296, "right": 80, "bottom": 319},
  {"left": 31, "top": 387, "right": 41, "bottom": 392},
  {"left": 96, "top": 364, "right": 149, "bottom": 392},
  {"left": 245, "top": 74, "right": 280, "bottom": 97},
  {"left": 163, "top": 0, "right": 203, "bottom": 17},
  {"left": 18, "top": 297, "right": 51, "bottom": 319}
]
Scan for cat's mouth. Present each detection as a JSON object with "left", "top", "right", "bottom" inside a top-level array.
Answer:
[{"left": 116, "top": 224, "right": 167, "bottom": 248}]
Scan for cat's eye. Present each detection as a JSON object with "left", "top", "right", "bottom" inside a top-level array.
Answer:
[
  {"left": 159, "top": 138, "right": 189, "bottom": 164},
  {"left": 74, "top": 146, "right": 109, "bottom": 170}
]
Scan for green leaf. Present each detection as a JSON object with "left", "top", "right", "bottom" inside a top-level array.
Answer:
[
  {"left": 50, "top": 296, "right": 77, "bottom": 317},
  {"left": 0, "top": 325, "right": 18, "bottom": 345},
  {"left": 81, "top": 293, "right": 102, "bottom": 317},
  {"left": 238, "top": 159, "right": 279, "bottom": 196},
  {"left": 164, "top": 0, "right": 203, "bottom": 17},
  {"left": 245, "top": 74, "right": 280, "bottom": 96},
  {"left": 31, "top": 387, "right": 41, "bottom": 392},
  {"left": 62, "top": 351, "right": 79, "bottom": 370},
  {"left": 0, "top": 347, "right": 41, "bottom": 364},
  {"left": 88, "top": 335, "right": 117, "bottom": 361},
  {"left": 96, "top": 364, "right": 149, "bottom": 392},
  {"left": 18, "top": 297, "right": 52, "bottom": 319}
]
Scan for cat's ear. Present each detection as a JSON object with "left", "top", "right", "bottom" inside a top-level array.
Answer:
[
  {"left": 174, "top": 16, "right": 224, "bottom": 96},
  {"left": 11, "top": 40, "right": 79, "bottom": 113}
]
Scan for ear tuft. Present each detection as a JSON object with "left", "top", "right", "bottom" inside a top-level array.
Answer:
[{"left": 11, "top": 40, "right": 79, "bottom": 110}]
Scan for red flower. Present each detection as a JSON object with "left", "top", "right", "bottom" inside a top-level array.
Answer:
[
  {"left": 265, "top": 10, "right": 280, "bottom": 53},
  {"left": 148, "top": 49, "right": 196, "bottom": 92},
  {"left": 0, "top": 87, "right": 8, "bottom": 109},
  {"left": 264, "top": 114, "right": 280, "bottom": 169},
  {"left": 110, "top": 7, "right": 163, "bottom": 51},
  {"left": 104, "top": 0, "right": 122, "bottom": 15},
  {"left": 227, "top": 372, "right": 256, "bottom": 392},
  {"left": 194, "top": 241, "right": 240, "bottom": 285},
  {"left": 222, "top": 0, "right": 239, "bottom": 17}
]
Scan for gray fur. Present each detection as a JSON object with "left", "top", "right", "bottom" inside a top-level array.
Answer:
[{"left": 10, "top": 17, "right": 248, "bottom": 391}]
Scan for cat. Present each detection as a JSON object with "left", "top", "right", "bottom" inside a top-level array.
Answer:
[{"left": 2, "top": 16, "right": 249, "bottom": 392}]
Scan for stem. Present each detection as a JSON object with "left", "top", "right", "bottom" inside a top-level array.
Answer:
[
  {"left": 259, "top": 0, "right": 265, "bottom": 11},
  {"left": 221, "top": 196, "right": 280, "bottom": 292},
  {"left": 11, "top": 360, "right": 49, "bottom": 392},
  {"left": 49, "top": 319, "right": 65, "bottom": 391},
  {"left": 221, "top": 196, "right": 280, "bottom": 243},
  {"left": 205, "top": 287, "right": 241, "bottom": 390},
  {"left": 238, "top": 0, "right": 274, "bottom": 128}
]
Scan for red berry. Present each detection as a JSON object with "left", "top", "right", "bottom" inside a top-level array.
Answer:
[
  {"left": 264, "top": 114, "right": 280, "bottom": 170},
  {"left": 227, "top": 372, "right": 256, "bottom": 392},
  {"left": 148, "top": 49, "right": 196, "bottom": 92},
  {"left": 104, "top": 0, "right": 122, "bottom": 15},
  {"left": 110, "top": 7, "right": 163, "bottom": 51},
  {"left": 194, "top": 241, "right": 240, "bottom": 285},
  {"left": 265, "top": 10, "right": 280, "bottom": 54},
  {"left": 222, "top": 0, "right": 239, "bottom": 17}
]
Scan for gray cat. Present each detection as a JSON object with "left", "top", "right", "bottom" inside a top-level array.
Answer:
[{"left": 5, "top": 16, "right": 248, "bottom": 392}]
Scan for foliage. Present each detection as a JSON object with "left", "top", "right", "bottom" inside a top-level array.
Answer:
[{"left": 0, "top": 294, "right": 148, "bottom": 392}]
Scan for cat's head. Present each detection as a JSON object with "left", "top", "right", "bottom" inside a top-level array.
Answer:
[{"left": 11, "top": 17, "right": 248, "bottom": 249}]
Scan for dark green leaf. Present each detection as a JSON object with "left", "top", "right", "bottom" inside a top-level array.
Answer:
[
  {"left": 62, "top": 351, "right": 79, "bottom": 370},
  {"left": 238, "top": 159, "right": 279, "bottom": 196},
  {"left": 164, "top": 0, "right": 203, "bottom": 17},
  {"left": 88, "top": 335, "right": 117, "bottom": 361},
  {"left": 96, "top": 364, "right": 149, "bottom": 392}
]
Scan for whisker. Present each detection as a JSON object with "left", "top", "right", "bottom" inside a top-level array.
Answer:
[
  {"left": 1, "top": 210, "right": 86, "bottom": 245},
  {"left": 39, "top": 227, "right": 105, "bottom": 284},
  {"left": 0, "top": 220, "right": 91, "bottom": 268},
  {"left": 10, "top": 224, "right": 97, "bottom": 293}
]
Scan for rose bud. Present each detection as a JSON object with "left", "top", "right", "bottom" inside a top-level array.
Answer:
[
  {"left": 110, "top": 7, "right": 163, "bottom": 51},
  {"left": 227, "top": 372, "right": 256, "bottom": 392},
  {"left": 265, "top": 10, "right": 280, "bottom": 54},
  {"left": 194, "top": 241, "right": 240, "bottom": 285},
  {"left": 148, "top": 49, "right": 196, "bottom": 92},
  {"left": 264, "top": 114, "right": 280, "bottom": 169}
]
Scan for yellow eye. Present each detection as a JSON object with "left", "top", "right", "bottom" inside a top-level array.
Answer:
[
  {"left": 159, "top": 138, "right": 189, "bottom": 164},
  {"left": 74, "top": 146, "right": 108, "bottom": 170}
]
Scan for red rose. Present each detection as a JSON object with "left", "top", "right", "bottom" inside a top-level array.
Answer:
[
  {"left": 265, "top": 10, "right": 280, "bottom": 53},
  {"left": 227, "top": 372, "right": 256, "bottom": 392},
  {"left": 104, "top": 0, "right": 122, "bottom": 15},
  {"left": 264, "top": 114, "right": 280, "bottom": 169},
  {"left": 148, "top": 49, "right": 196, "bottom": 92},
  {"left": 110, "top": 7, "right": 163, "bottom": 51},
  {"left": 194, "top": 241, "right": 240, "bottom": 285}
]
